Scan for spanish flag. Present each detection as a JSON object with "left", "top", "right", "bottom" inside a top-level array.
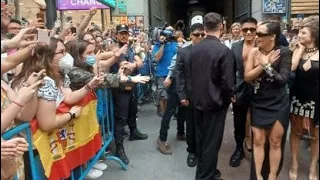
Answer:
[{"left": 31, "top": 92, "right": 102, "bottom": 179}]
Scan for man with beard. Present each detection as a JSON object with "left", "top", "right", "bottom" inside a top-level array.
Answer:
[
  {"left": 190, "top": 12, "right": 236, "bottom": 180},
  {"left": 111, "top": 24, "right": 148, "bottom": 165}
]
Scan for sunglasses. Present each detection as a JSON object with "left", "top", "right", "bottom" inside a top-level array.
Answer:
[
  {"left": 242, "top": 28, "right": 256, "bottom": 33},
  {"left": 192, "top": 33, "right": 205, "bottom": 37},
  {"left": 256, "top": 32, "right": 272, "bottom": 37}
]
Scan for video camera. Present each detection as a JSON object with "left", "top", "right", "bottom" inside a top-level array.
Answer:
[{"left": 160, "top": 29, "right": 174, "bottom": 38}]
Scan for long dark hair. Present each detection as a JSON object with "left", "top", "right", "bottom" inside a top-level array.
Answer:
[
  {"left": 260, "top": 21, "right": 281, "bottom": 45},
  {"left": 12, "top": 38, "right": 63, "bottom": 88},
  {"left": 65, "top": 40, "right": 93, "bottom": 73}
]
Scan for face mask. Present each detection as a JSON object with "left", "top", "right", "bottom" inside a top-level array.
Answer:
[
  {"left": 84, "top": 55, "right": 96, "bottom": 66},
  {"left": 59, "top": 53, "right": 74, "bottom": 73}
]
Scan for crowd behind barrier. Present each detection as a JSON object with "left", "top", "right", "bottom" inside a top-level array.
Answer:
[{"left": 1, "top": 89, "right": 127, "bottom": 180}]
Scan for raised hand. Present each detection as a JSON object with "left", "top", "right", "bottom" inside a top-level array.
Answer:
[
  {"left": 9, "top": 27, "right": 37, "bottom": 49},
  {"left": 65, "top": 33, "right": 78, "bottom": 42},
  {"left": 15, "top": 79, "right": 43, "bottom": 106},
  {"left": 89, "top": 7, "right": 97, "bottom": 16},
  {"left": 25, "top": 69, "right": 46, "bottom": 86}
]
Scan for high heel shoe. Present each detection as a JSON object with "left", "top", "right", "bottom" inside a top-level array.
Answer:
[{"left": 289, "top": 166, "right": 298, "bottom": 180}]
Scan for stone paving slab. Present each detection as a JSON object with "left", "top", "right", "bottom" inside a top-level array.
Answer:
[{"left": 98, "top": 103, "right": 317, "bottom": 180}]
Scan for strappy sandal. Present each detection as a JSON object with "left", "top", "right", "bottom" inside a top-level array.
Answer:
[{"left": 289, "top": 166, "right": 298, "bottom": 180}]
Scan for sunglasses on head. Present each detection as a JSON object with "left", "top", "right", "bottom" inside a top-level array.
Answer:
[
  {"left": 242, "top": 28, "right": 256, "bottom": 33},
  {"left": 192, "top": 33, "right": 205, "bottom": 37},
  {"left": 256, "top": 32, "right": 272, "bottom": 37}
]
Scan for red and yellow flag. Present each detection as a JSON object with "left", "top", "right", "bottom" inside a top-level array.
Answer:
[{"left": 31, "top": 92, "right": 102, "bottom": 180}]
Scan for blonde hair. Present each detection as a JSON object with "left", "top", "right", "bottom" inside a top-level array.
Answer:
[{"left": 230, "top": 22, "right": 241, "bottom": 40}]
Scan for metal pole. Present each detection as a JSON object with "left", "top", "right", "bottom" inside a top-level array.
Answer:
[
  {"left": 101, "top": 9, "right": 105, "bottom": 31},
  {"left": 286, "top": 0, "right": 291, "bottom": 26},
  {"left": 14, "top": 0, "right": 20, "bottom": 20},
  {"left": 60, "top": 10, "right": 65, "bottom": 29}
]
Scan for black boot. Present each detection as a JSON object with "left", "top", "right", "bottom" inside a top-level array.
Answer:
[
  {"left": 129, "top": 128, "right": 148, "bottom": 141},
  {"left": 115, "top": 143, "right": 129, "bottom": 165},
  {"left": 229, "top": 147, "right": 245, "bottom": 167}
]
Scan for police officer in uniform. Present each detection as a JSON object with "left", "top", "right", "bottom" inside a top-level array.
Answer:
[{"left": 111, "top": 24, "right": 148, "bottom": 164}]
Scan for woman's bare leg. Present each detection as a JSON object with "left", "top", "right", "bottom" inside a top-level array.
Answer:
[
  {"left": 289, "top": 122, "right": 301, "bottom": 180},
  {"left": 252, "top": 126, "right": 266, "bottom": 179},
  {"left": 309, "top": 127, "right": 319, "bottom": 180},
  {"left": 268, "top": 121, "right": 284, "bottom": 180}
]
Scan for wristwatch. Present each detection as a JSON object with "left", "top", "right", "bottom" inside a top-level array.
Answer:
[
  {"left": 67, "top": 112, "right": 76, "bottom": 120},
  {"left": 127, "top": 76, "right": 132, "bottom": 83}
]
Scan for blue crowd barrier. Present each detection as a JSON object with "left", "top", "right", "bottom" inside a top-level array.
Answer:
[
  {"left": 78, "top": 88, "right": 128, "bottom": 180},
  {"left": 1, "top": 123, "right": 40, "bottom": 180},
  {"left": 2, "top": 88, "right": 127, "bottom": 180}
]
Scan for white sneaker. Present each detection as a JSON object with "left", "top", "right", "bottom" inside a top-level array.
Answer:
[
  {"left": 85, "top": 168, "right": 103, "bottom": 179},
  {"left": 93, "top": 161, "right": 108, "bottom": 171}
]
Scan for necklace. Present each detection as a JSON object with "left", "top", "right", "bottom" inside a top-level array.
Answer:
[
  {"left": 305, "top": 47, "right": 318, "bottom": 53},
  {"left": 306, "top": 50, "right": 318, "bottom": 61},
  {"left": 259, "top": 47, "right": 273, "bottom": 55}
]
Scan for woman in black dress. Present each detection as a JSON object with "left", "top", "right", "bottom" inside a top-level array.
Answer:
[
  {"left": 245, "top": 22, "right": 292, "bottom": 180},
  {"left": 289, "top": 16, "right": 319, "bottom": 180}
]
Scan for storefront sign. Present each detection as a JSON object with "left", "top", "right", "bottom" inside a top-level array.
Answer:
[
  {"left": 112, "top": 16, "right": 144, "bottom": 29},
  {"left": 56, "top": 0, "right": 109, "bottom": 10},
  {"left": 263, "top": 0, "right": 286, "bottom": 14}
]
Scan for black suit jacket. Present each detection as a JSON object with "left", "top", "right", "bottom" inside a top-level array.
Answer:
[
  {"left": 231, "top": 40, "right": 253, "bottom": 106},
  {"left": 175, "top": 44, "right": 193, "bottom": 101},
  {"left": 191, "top": 36, "right": 236, "bottom": 111}
]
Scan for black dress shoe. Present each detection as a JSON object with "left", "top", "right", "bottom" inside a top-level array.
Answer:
[
  {"left": 129, "top": 128, "right": 148, "bottom": 141},
  {"left": 187, "top": 153, "right": 197, "bottom": 167},
  {"left": 115, "top": 144, "right": 129, "bottom": 165},
  {"left": 229, "top": 148, "right": 245, "bottom": 167},
  {"left": 215, "top": 169, "right": 221, "bottom": 178}
]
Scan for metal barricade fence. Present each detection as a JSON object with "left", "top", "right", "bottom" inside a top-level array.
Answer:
[{"left": 1, "top": 88, "right": 128, "bottom": 180}]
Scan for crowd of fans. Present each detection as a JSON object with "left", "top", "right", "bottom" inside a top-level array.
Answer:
[{"left": 1, "top": 1, "right": 319, "bottom": 180}]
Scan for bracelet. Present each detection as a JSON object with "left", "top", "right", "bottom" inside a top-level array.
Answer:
[
  {"left": 85, "top": 84, "right": 92, "bottom": 91},
  {"left": 12, "top": 101, "right": 23, "bottom": 108}
]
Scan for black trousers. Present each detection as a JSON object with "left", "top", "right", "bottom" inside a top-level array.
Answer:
[
  {"left": 178, "top": 105, "right": 196, "bottom": 154},
  {"left": 249, "top": 126, "right": 288, "bottom": 180},
  {"left": 112, "top": 89, "right": 138, "bottom": 143},
  {"left": 195, "top": 107, "right": 228, "bottom": 180},
  {"left": 159, "top": 81, "right": 185, "bottom": 142},
  {"left": 232, "top": 103, "right": 250, "bottom": 149}
]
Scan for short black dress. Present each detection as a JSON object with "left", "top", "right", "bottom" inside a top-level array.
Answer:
[
  {"left": 290, "top": 59, "right": 319, "bottom": 127},
  {"left": 251, "top": 47, "right": 292, "bottom": 129}
]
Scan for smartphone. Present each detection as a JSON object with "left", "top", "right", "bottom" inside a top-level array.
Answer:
[
  {"left": 97, "top": 65, "right": 101, "bottom": 77},
  {"left": 70, "top": 27, "right": 77, "bottom": 34},
  {"left": 37, "top": 29, "right": 50, "bottom": 44}
]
